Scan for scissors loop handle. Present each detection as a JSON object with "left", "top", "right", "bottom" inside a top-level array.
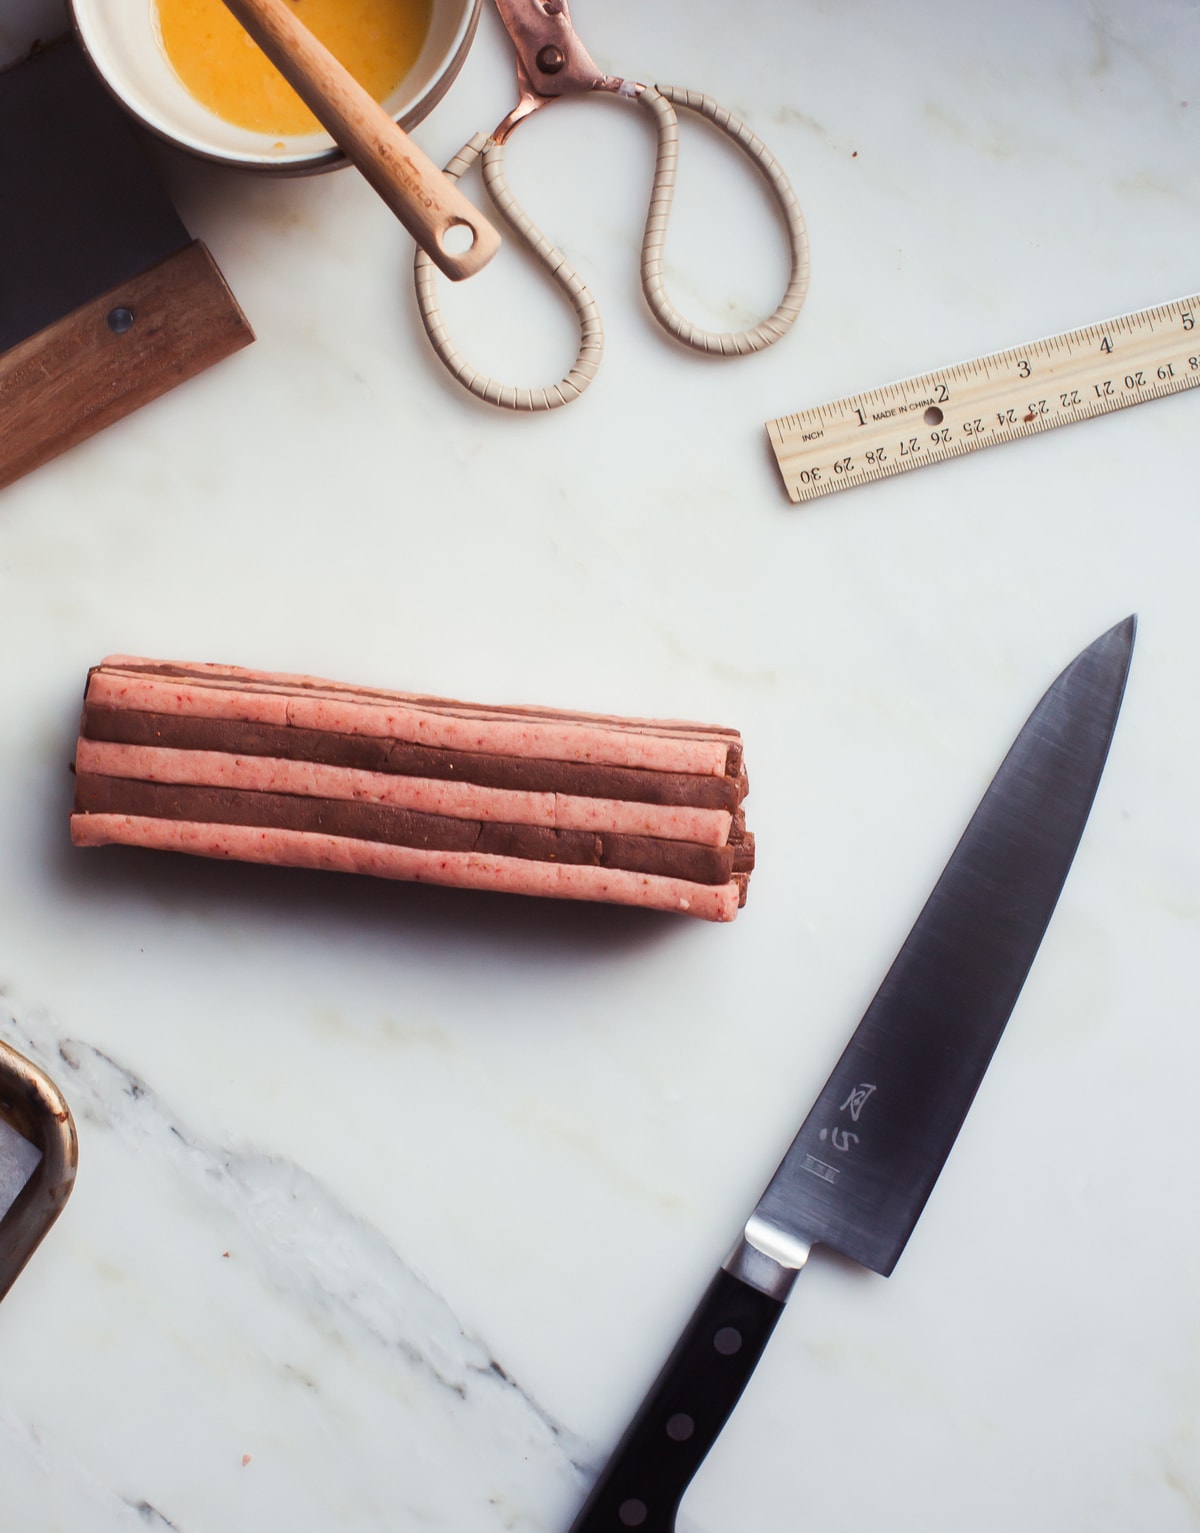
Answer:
[
  {"left": 640, "top": 85, "right": 810, "bottom": 355},
  {"left": 414, "top": 91, "right": 810, "bottom": 410},
  {"left": 414, "top": 134, "right": 604, "bottom": 411}
]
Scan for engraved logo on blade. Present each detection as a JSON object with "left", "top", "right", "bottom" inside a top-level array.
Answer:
[
  {"left": 807, "top": 1082, "right": 879, "bottom": 1178},
  {"left": 841, "top": 1083, "right": 877, "bottom": 1121}
]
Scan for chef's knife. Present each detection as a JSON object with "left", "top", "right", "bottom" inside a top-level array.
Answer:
[
  {"left": 0, "top": 1041, "right": 78, "bottom": 1304},
  {"left": 568, "top": 616, "right": 1135, "bottom": 1533}
]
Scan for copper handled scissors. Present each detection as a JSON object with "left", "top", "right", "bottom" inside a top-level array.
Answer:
[{"left": 415, "top": 0, "right": 811, "bottom": 411}]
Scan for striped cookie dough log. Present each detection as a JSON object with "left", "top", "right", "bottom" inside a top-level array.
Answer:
[{"left": 72, "top": 659, "right": 754, "bottom": 920}]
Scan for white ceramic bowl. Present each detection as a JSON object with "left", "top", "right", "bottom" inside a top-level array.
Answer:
[{"left": 69, "top": 0, "right": 481, "bottom": 173}]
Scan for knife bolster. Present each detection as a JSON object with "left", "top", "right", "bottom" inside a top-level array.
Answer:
[{"left": 723, "top": 1213, "right": 810, "bottom": 1301}]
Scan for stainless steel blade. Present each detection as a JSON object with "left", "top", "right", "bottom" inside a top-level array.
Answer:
[{"left": 742, "top": 616, "right": 1134, "bottom": 1285}]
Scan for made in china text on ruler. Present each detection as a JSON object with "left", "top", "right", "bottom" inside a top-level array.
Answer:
[{"left": 766, "top": 295, "right": 1199, "bottom": 504}]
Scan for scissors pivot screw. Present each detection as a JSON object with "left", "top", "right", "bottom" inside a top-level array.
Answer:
[{"left": 535, "top": 44, "right": 565, "bottom": 74}]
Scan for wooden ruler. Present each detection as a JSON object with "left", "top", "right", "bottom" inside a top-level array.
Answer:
[{"left": 767, "top": 295, "right": 1199, "bottom": 504}]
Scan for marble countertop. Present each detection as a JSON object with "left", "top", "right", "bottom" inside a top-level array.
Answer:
[{"left": 2, "top": 1, "right": 1198, "bottom": 1529}]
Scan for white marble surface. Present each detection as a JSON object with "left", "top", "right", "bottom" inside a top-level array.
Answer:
[{"left": 2, "top": 1, "right": 1199, "bottom": 1529}]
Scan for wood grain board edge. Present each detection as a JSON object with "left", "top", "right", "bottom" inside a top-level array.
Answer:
[{"left": 0, "top": 241, "right": 254, "bottom": 492}]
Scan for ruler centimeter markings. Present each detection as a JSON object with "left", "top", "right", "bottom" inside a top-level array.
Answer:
[{"left": 766, "top": 295, "right": 1200, "bottom": 505}]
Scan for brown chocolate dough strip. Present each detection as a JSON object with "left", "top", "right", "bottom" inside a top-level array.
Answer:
[
  {"left": 81, "top": 706, "right": 745, "bottom": 812},
  {"left": 731, "top": 832, "right": 755, "bottom": 874},
  {"left": 100, "top": 661, "right": 744, "bottom": 745},
  {"left": 73, "top": 775, "right": 736, "bottom": 885}
]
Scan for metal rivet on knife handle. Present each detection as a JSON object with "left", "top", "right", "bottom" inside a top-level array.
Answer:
[{"left": 216, "top": 0, "right": 501, "bottom": 282}]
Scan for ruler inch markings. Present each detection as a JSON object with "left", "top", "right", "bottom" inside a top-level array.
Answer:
[{"left": 768, "top": 294, "right": 1200, "bottom": 504}]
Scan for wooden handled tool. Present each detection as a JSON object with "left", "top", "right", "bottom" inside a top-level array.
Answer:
[{"left": 218, "top": 0, "right": 500, "bottom": 281}]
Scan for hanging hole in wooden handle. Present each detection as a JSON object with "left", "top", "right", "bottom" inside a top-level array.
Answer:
[{"left": 441, "top": 221, "right": 478, "bottom": 257}]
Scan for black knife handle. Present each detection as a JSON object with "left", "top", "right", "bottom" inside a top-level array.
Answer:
[{"left": 566, "top": 1269, "right": 784, "bottom": 1532}]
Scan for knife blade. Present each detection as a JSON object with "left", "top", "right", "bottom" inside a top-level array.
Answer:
[{"left": 567, "top": 615, "right": 1135, "bottom": 1533}]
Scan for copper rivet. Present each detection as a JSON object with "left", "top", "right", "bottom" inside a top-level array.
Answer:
[{"left": 536, "top": 44, "right": 565, "bottom": 74}]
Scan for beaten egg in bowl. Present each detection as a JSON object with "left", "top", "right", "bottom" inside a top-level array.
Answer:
[{"left": 71, "top": 0, "right": 480, "bottom": 171}]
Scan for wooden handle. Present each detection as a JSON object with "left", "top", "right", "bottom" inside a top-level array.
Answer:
[
  {"left": 218, "top": 0, "right": 499, "bottom": 281},
  {"left": 0, "top": 242, "right": 253, "bottom": 492}
]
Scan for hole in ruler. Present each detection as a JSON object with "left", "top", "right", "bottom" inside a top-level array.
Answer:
[{"left": 924, "top": 405, "right": 944, "bottom": 426}]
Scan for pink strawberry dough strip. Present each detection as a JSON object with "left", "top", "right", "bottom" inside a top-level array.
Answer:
[
  {"left": 100, "top": 658, "right": 740, "bottom": 742},
  {"left": 87, "top": 672, "right": 730, "bottom": 777},
  {"left": 69, "top": 815, "right": 741, "bottom": 922},
  {"left": 74, "top": 740, "right": 734, "bottom": 846},
  {"left": 551, "top": 793, "right": 731, "bottom": 845}
]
